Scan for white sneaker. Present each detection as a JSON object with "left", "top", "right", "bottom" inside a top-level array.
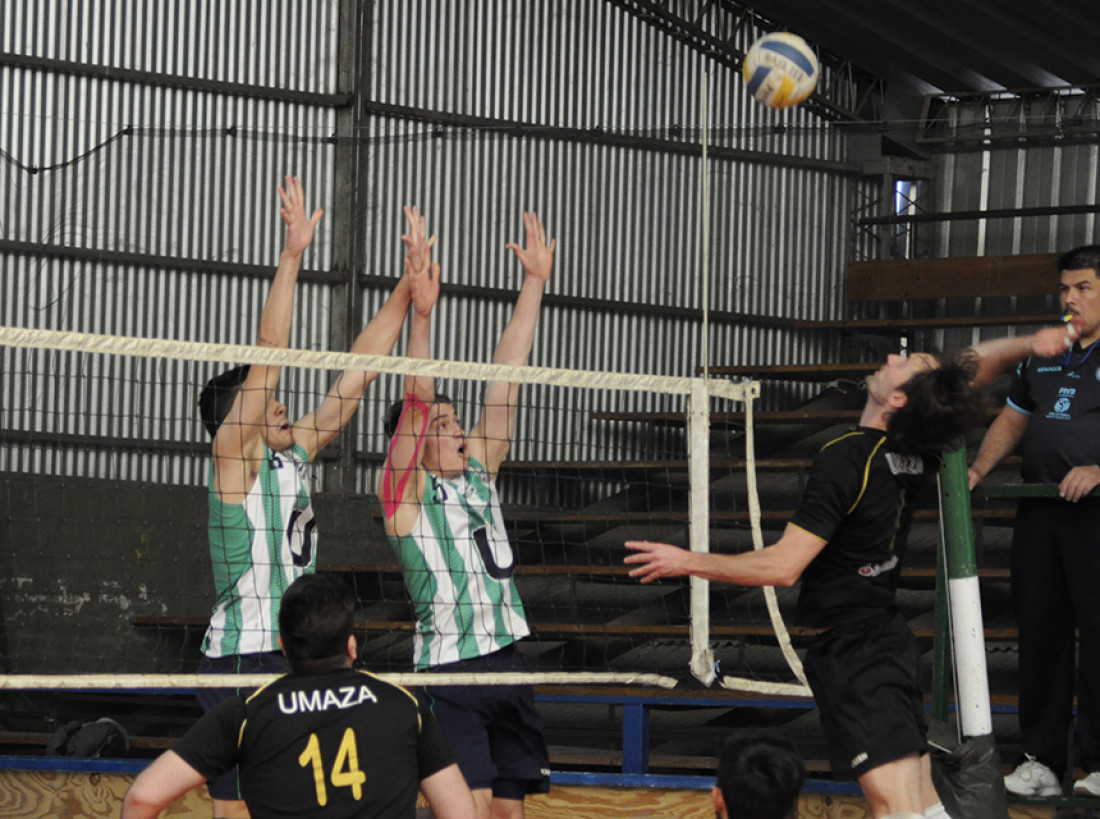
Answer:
[
  {"left": 1074, "top": 771, "right": 1100, "bottom": 797},
  {"left": 1004, "top": 755, "right": 1062, "bottom": 797}
]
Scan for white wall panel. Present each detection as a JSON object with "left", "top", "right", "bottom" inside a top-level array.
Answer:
[{"left": 4, "top": 0, "right": 852, "bottom": 488}]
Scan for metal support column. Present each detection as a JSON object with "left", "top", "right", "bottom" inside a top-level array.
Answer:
[
  {"left": 326, "top": 0, "right": 372, "bottom": 492},
  {"left": 939, "top": 444, "right": 993, "bottom": 738}
]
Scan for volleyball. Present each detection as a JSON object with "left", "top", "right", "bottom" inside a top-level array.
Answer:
[{"left": 742, "top": 32, "right": 819, "bottom": 109}]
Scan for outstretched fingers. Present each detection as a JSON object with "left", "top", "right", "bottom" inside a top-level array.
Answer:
[
  {"left": 279, "top": 175, "right": 322, "bottom": 255},
  {"left": 402, "top": 205, "right": 437, "bottom": 270},
  {"left": 507, "top": 210, "right": 555, "bottom": 281},
  {"left": 402, "top": 206, "right": 440, "bottom": 316},
  {"left": 524, "top": 211, "right": 556, "bottom": 253},
  {"left": 623, "top": 540, "right": 680, "bottom": 584}
]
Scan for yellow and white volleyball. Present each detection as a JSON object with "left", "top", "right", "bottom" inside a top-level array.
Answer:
[{"left": 742, "top": 32, "right": 819, "bottom": 109}]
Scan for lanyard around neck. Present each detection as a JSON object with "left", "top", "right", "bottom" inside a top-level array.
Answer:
[{"left": 1063, "top": 337, "right": 1100, "bottom": 370}]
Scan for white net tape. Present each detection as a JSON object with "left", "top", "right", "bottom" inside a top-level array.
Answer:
[
  {"left": 0, "top": 327, "right": 751, "bottom": 401},
  {"left": 2, "top": 325, "right": 810, "bottom": 697},
  {"left": 0, "top": 672, "right": 677, "bottom": 690}
]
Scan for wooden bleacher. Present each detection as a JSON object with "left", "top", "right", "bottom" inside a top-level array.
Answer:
[
  {"left": 811, "top": 252, "right": 1062, "bottom": 330},
  {"left": 112, "top": 254, "right": 1054, "bottom": 780}
]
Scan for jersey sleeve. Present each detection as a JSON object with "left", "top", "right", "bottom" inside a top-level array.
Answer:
[
  {"left": 789, "top": 437, "right": 866, "bottom": 543},
  {"left": 416, "top": 698, "right": 456, "bottom": 780},
  {"left": 172, "top": 696, "right": 246, "bottom": 783},
  {"left": 1006, "top": 360, "right": 1035, "bottom": 414}
]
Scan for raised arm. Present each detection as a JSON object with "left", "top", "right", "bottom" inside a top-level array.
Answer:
[
  {"left": 212, "top": 176, "right": 322, "bottom": 501},
  {"left": 399, "top": 205, "right": 439, "bottom": 405},
  {"left": 968, "top": 323, "right": 1075, "bottom": 385},
  {"left": 379, "top": 207, "right": 440, "bottom": 537},
  {"left": 624, "top": 524, "right": 827, "bottom": 588},
  {"left": 467, "top": 211, "right": 555, "bottom": 477},
  {"left": 965, "top": 324, "right": 1073, "bottom": 489},
  {"left": 293, "top": 208, "right": 434, "bottom": 461}
]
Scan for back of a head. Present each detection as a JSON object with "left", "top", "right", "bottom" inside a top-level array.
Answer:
[
  {"left": 278, "top": 574, "right": 356, "bottom": 674},
  {"left": 716, "top": 735, "right": 805, "bottom": 819},
  {"left": 888, "top": 356, "right": 990, "bottom": 457},
  {"left": 198, "top": 365, "right": 251, "bottom": 438},
  {"left": 1058, "top": 245, "right": 1100, "bottom": 274}
]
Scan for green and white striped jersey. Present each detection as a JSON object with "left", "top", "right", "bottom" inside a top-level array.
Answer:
[
  {"left": 389, "top": 458, "right": 529, "bottom": 669},
  {"left": 203, "top": 444, "right": 316, "bottom": 657}
]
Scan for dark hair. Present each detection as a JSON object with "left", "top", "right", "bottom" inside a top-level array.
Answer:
[
  {"left": 383, "top": 392, "right": 455, "bottom": 438},
  {"left": 198, "top": 365, "right": 251, "bottom": 438},
  {"left": 278, "top": 573, "right": 356, "bottom": 674},
  {"left": 716, "top": 735, "right": 804, "bottom": 819},
  {"left": 1058, "top": 245, "right": 1100, "bottom": 275},
  {"left": 887, "top": 355, "right": 991, "bottom": 456}
]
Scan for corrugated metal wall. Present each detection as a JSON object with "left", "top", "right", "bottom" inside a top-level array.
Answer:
[
  {"left": 935, "top": 146, "right": 1100, "bottom": 257},
  {"left": 2, "top": 0, "right": 855, "bottom": 492},
  {"left": 915, "top": 95, "right": 1099, "bottom": 349},
  {"left": 1, "top": 0, "right": 341, "bottom": 482},
  {"left": 353, "top": 1, "right": 855, "bottom": 492}
]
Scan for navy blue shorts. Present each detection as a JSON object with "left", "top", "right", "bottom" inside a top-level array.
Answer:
[
  {"left": 196, "top": 651, "right": 288, "bottom": 800},
  {"left": 803, "top": 612, "right": 927, "bottom": 779},
  {"left": 421, "top": 644, "right": 550, "bottom": 799}
]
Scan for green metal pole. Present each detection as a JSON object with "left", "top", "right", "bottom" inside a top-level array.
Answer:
[
  {"left": 938, "top": 442, "right": 992, "bottom": 738},
  {"left": 933, "top": 444, "right": 1012, "bottom": 819},
  {"left": 941, "top": 445, "right": 979, "bottom": 577},
  {"left": 932, "top": 531, "right": 953, "bottom": 724}
]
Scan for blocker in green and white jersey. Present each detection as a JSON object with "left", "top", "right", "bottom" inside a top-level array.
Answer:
[
  {"left": 203, "top": 443, "right": 317, "bottom": 657},
  {"left": 390, "top": 457, "right": 529, "bottom": 669}
]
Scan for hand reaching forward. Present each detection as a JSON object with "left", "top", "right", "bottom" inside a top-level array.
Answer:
[
  {"left": 402, "top": 205, "right": 440, "bottom": 318},
  {"left": 279, "top": 175, "right": 324, "bottom": 257},
  {"left": 624, "top": 540, "right": 694, "bottom": 584},
  {"left": 506, "top": 211, "right": 555, "bottom": 283}
]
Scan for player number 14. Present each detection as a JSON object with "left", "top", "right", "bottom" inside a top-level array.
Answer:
[{"left": 298, "top": 728, "right": 366, "bottom": 807}]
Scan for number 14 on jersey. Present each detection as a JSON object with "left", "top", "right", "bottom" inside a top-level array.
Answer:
[{"left": 298, "top": 728, "right": 366, "bottom": 807}]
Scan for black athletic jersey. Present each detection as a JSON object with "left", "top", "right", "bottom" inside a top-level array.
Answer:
[
  {"left": 1008, "top": 340, "right": 1100, "bottom": 483},
  {"left": 173, "top": 668, "right": 454, "bottom": 818},
  {"left": 791, "top": 427, "right": 936, "bottom": 629}
]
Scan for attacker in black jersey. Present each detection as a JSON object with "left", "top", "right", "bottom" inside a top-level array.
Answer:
[
  {"left": 122, "top": 574, "right": 476, "bottom": 819},
  {"left": 625, "top": 327, "right": 1073, "bottom": 819}
]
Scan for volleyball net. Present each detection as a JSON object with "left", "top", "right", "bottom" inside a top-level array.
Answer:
[{"left": 0, "top": 324, "right": 817, "bottom": 695}]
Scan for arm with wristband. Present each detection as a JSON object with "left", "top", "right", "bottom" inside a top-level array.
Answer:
[{"left": 381, "top": 207, "right": 440, "bottom": 538}]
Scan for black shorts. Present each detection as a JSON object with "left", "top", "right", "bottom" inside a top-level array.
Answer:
[
  {"left": 803, "top": 612, "right": 927, "bottom": 779},
  {"left": 196, "top": 651, "right": 289, "bottom": 800},
  {"left": 421, "top": 644, "right": 550, "bottom": 798}
]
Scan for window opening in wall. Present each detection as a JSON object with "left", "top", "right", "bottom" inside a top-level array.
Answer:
[{"left": 892, "top": 178, "right": 925, "bottom": 260}]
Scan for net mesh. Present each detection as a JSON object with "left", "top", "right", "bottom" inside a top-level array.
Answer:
[{"left": 0, "top": 326, "right": 814, "bottom": 696}]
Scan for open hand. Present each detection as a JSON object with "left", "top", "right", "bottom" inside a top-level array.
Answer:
[
  {"left": 506, "top": 211, "right": 555, "bottom": 283},
  {"left": 624, "top": 540, "right": 693, "bottom": 584},
  {"left": 402, "top": 206, "right": 439, "bottom": 317},
  {"left": 279, "top": 175, "right": 324, "bottom": 257}
]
